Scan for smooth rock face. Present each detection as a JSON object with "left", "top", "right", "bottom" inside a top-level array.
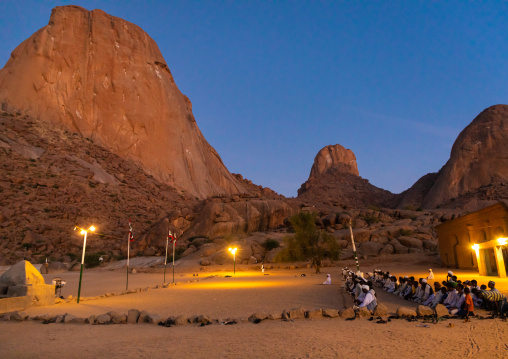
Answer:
[
  {"left": 0, "top": 5, "right": 246, "bottom": 199},
  {"left": 297, "top": 144, "right": 398, "bottom": 207},
  {"left": 408, "top": 105, "right": 508, "bottom": 209},
  {"left": 308, "top": 144, "right": 359, "bottom": 181}
]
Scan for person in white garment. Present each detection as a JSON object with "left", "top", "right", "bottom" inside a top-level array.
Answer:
[
  {"left": 427, "top": 269, "right": 434, "bottom": 280},
  {"left": 323, "top": 274, "right": 332, "bottom": 285},
  {"left": 358, "top": 285, "right": 377, "bottom": 313}
]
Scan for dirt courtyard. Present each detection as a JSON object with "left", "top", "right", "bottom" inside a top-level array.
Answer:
[{"left": 1, "top": 254, "right": 507, "bottom": 358}]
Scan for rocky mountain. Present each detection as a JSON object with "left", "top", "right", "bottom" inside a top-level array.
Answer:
[
  {"left": 399, "top": 105, "right": 508, "bottom": 210},
  {"left": 0, "top": 110, "right": 293, "bottom": 266},
  {"left": 0, "top": 5, "right": 246, "bottom": 199},
  {"left": 298, "top": 144, "right": 398, "bottom": 208}
]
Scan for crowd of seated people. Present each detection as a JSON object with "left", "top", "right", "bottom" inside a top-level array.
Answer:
[
  {"left": 370, "top": 269, "right": 507, "bottom": 319},
  {"left": 342, "top": 267, "right": 377, "bottom": 314}
]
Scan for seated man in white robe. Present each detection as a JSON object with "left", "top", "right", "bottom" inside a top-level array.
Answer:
[
  {"left": 444, "top": 285, "right": 458, "bottom": 309},
  {"left": 430, "top": 286, "right": 448, "bottom": 309},
  {"left": 323, "top": 274, "right": 332, "bottom": 285},
  {"left": 420, "top": 279, "right": 434, "bottom": 305},
  {"left": 386, "top": 276, "right": 397, "bottom": 293},
  {"left": 449, "top": 284, "right": 465, "bottom": 315},
  {"left": 395, "top": 277, "right": 406, "bottom": 296},
  {"left": 358, "top": 285, "right": 377, "bottom": 313}
]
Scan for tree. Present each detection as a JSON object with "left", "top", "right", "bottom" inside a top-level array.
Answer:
[{"left": 275, "top": 212, "right": 340, "bottom": 273}]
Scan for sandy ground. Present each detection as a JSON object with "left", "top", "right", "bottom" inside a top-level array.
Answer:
[{"left": 1, "top": 254, "right": 508, "bottom": 358}]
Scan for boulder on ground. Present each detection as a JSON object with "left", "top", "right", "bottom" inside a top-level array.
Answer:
[
  {"left": 145, "top": 313, "right": 161, "bottom": 324},
  {"left": 267, "top": 312, "right": 282, "bottom": 320},
  {"left": 322, "top": 309, "right": 339, "bottom": 318},
  {"left": 289, "top": 307, "right": 306, "bottom": 319},
  {"left": 435, "top": 304, "right": 449, "bottom": 318},
  {"left": 127, "top": 309, "right": 140, "bottom": 324},
  {"left": 374, "top": 303, "right": 388, "bottom": 316},
  {"left": 396, "top": 306, "right": 417, "bottom": 317},
  {"left": 138, "top": 311, "right": 149, "bottom": 323},
  {"left": 248, "top": 312, "right": 268, "bottom": 322},
  {"left": 174, "top": 315, "right": 188, "bottom": 325},
  {"left": 339, "top": 308, "right": 355, "bottom": 319},
  {"left": 305, "top": 309, "right": 322, "bottom": 319},
  {"left": 358, "top": 307, "right": 372, "bottom": 317},
  {"left": 417, "top": 305, "right": 434, "bottom": 317},
  {"left": 95, "top": 314, "right": 111, "bottom": 324}
]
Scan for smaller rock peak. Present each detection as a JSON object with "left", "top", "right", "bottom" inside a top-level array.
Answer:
[{"left": 308, "top": 144, "right": 359, "bottom": 181}]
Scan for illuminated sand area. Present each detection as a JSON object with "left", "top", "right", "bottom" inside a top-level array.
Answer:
[{"left": 1, "top": 254, "right": 508, "bottom": 358}]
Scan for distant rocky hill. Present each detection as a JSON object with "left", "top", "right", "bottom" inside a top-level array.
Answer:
[
  {"left": 399, "top": 105, "right": 508, "bottom": 211},
  {"left": 298, "top": 144, "right": 399, "bottom": 208},
  {"left": 299, "top": 106, "right": 508, "bottom": 212},
  {"left": 0, "top": 5, "right": 246, "bottom": 199}
]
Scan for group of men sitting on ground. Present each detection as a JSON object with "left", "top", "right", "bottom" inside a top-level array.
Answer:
[
  {"left": 372, "top": 268, "right": 508, "bottom": 318},
  {"left": 342, "top": 268, "right": 378, "bottom": 314}
]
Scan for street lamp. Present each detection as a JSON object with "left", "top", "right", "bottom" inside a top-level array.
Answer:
[
  {"left": 228, "top": 247, "right": 237, "bottom": 274},
  {"left": 75, "top": 225, "right": 96, "bottom": 303}
]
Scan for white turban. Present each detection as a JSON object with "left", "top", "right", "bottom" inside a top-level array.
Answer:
[
  {"left": 448, "top": 271, "right": 453, "bottom": 276},
  {"left": 421, "top": 279, "right": 427, "bottom": 283},
  {"left": 362, "top": 285, "right": 369, "bottom": 290}
]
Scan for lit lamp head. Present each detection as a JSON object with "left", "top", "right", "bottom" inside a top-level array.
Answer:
[
  {"left": 497, "top": 237, "right": 507, "bottom": 246},
  {"left": 472, "top": 243, "right": 479, "bottom": 250},
  {"left": 228, "top": 247, "right": 237, "bottom": 255}
]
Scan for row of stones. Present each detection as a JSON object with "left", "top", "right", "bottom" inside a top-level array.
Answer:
[
  {"left": 54, "top": 277, "right": 215, "bottom": 304},
  {"left": 0, "top": 304, "right": 447, "bottom": 325}
]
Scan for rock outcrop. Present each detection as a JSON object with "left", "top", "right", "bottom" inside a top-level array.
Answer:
[
  {"left": 400, "top": 105, "right": 508, "bottom": 210},
  {"left": 308, "top": 144, "right": 359, "bottom": 181},
  {"left": 298, "top": 144, "right": 397, "bottom": 207},
  {"left": 0, "top": 5, "right": 246, "bottom": 199}
]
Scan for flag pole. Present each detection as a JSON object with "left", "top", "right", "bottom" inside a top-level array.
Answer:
[
  {"left": 349, "top": 219, "right": 360, "bottom": 272},
  {"left": 127, "top": 219, "right": 133, "bottom": 291},
  {"left": 164, "top": 230, "right": 171, "bottom": 284},
  {"left": 126, "top": 230, "right": 130, "bottom": 290},
  {"left": 172, "top": 233, "right": 176, "bottom": 284}
]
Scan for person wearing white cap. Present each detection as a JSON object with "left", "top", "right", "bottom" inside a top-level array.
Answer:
[
  {"left": 358, "top": 285, "right": 377, "bottom": 312},
  {"left": 427, "top": 269, "right": 434, "bottom": 280},
  {"left": 323, "top": 274, "right": 332, "bottom": 285},
  {"left": 446, "top": 271, "right": 453, "bottom": 282}
]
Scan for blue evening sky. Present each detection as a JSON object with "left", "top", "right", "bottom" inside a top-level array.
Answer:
[{"left": 1, "top": 1, "right": 507, "bottom": 197}]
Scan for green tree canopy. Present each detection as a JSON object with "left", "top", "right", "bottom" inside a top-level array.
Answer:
[{"left": 275, "top": 212, "right": 340, "bottom": 273}]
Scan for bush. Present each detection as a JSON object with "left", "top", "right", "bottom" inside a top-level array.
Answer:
[
  {"left": 262, "top": 238, "right": 280, "bottom": 251},
  {"left": 85, "top": 252, "right": 105, "bottom": 268},
  {"left": 274, "top": 212, "right": 340, "bottom": 273}
]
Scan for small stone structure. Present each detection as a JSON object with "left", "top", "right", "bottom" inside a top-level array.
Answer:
[{"left": 0, "top": 260, "right": 55, "bottom": 313}]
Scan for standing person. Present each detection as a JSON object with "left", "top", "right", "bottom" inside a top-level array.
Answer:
[
  {"left": 261, "top": 265, "right": 264, "bottom": 274},
  {"left": 427, "top": 269, "right": 434, "bottom": 280}
]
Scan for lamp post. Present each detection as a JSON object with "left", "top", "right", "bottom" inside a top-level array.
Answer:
[
  {"left": 228, "top": 247, "right": 237, "bottom": 274},
  {"left": 75, "top": 225, "right": 95, "bottom": 304}
]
